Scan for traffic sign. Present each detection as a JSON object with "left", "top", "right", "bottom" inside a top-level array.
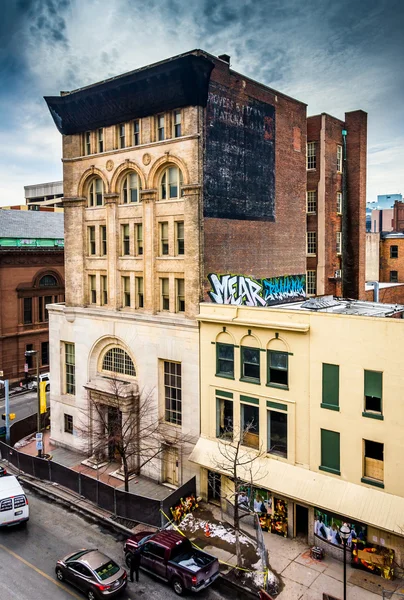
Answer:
[
  {"left": 24, "top": 363, "right": 28, "bottom": 373},
  {"left": 36, "top": 441, "right": 43, "bottom": 451},
  {"left": 35, "top": 432, "right": 43, "bottom": 441}
]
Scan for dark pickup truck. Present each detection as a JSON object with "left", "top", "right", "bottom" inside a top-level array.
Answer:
[{"left": 124, "top": 530, "right": 220, "bottom": 596}]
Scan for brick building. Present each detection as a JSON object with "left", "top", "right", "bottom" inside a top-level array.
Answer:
[
  {"left": 306, "top": 112, "right": 367, "bottom": 299},
  {"left": 44, "top": 50, "right": 307, "bottom": 486},
  {"left": 0, "top": 210, "right": 64, "bottom": 383}
]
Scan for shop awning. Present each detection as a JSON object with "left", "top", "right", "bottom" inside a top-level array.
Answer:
[{"left": 189, "top": 437, "right": 404, "bottom": 536}]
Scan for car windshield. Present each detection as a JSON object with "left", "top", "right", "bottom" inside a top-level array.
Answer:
[
  {"left": 95, "top": 560, "right": 120, "bottom": 581},
  {"left": 67, "top": 550, "right": 91, "bottom": 562}
]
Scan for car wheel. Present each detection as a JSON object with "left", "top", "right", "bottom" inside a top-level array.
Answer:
[
  {"left": 125, "top": 551, "right": 132, "bottom": 568},
  {"left": 87, "top": 590, "right": 98, "bottom": 600},
  {"left": 172, "top": 578, "right": 185, "bottom": 596},
  {"left": 55, "top": 567, "right": 64, "bottom": 582}
]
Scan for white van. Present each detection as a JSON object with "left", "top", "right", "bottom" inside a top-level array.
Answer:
[{"left": 0, "top": 475, "right": 29, "bottom": 527}]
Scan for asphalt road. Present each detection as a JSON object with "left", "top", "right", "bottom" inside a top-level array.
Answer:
[
  {"left": 0, "top": 490, "right": 228, "bottom": 600},
  {"left": 0, "top": 389, "right": 45, "bottom": 422}
]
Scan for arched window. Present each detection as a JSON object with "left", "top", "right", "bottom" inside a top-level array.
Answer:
[
  {"left": 39, "top": 274, "right": 58, "bottom": 287},
  {"left": 122, "top": 172, "right": 141, "bottom": 203},
  {"left": 88, "top": 178, "right": 104, "bottom": 207},
  {"left": 102, "top": 347, "right": 136, "bottom": 377},
  {"left": 160, "top": 166, "right": 183, "bottom": 200}
]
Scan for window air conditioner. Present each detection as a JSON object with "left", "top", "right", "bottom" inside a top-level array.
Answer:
[{"left": 334, "top": 269, "right": 342, "bottom": 279}]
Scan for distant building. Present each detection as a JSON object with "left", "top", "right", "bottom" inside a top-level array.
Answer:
[
  {"left": 306, "top": 112, "right": 367, "bottom": 300},
  {"left": 369, "top": 208, "right": 394, "bottom": 233},
  {"left": 366, "top": 194, "right": 402, "bottom": 232},
  {"left": 24, "top": 181, "right": 63, "bottom": 209},
  {"left": 0, "top": 210, "right": 65, "bottom": 382}
]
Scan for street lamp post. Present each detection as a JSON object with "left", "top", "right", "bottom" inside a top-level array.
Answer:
[
  {"left": 25, "top": 350, "right": 41, "bottom": 458},
  {"left": 339, "top": 522, "right": 350, "bottom": 600}
]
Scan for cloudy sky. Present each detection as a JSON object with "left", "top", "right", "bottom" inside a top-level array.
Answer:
[{"left": 0, "top": 0, "right": 402, "bottom": 205}]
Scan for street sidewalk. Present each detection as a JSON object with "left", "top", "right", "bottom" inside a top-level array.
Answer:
[{"left": 3, "top": 438, "right": 404, "bottom": 599}]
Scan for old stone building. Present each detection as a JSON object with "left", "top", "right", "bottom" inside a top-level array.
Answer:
[
  {"left": 306, "top": 112, "right": 367, "bottom": 299},
  {"left": 45, "top": 50, "right": 307, "bottom": 486},
  {"left": 0, "top": 210, "right": 64, "bottom": 383}
]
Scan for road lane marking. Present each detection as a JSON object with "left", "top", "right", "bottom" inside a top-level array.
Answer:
[{"left": 0, "top": 543, "right": 82, "bottom": 599}]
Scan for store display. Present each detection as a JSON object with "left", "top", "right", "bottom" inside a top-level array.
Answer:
[{"left": 351, "top": 539, "right": 394, "bottom": 579}]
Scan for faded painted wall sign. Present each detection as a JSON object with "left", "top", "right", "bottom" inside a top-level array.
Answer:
[
  {"left": 204, "top": 81, "right": 275, "bottom": 221},
  {"left": 208, "top": 273, "right": 306, "bottom": 306}
]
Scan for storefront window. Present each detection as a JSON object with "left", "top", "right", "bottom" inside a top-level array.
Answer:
[{"left": 314, "top": 508, "right": 366, "bottom": 548}]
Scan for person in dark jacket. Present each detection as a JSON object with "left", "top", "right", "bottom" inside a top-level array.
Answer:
[{"left": 129, "top": 550, "right": 141, "bottom": 582}]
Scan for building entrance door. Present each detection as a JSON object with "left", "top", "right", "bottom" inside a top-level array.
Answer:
[
  {"left": 295, "top": 504, "right": 309, "bottom": 540},
  {"left": 207, "top": 470, "right": 221, "bottom": 504},
  {"left": 163, "top": 447, "right": 179, "bottom": 487},
  {"left": 107, "top": 406, "right": 122, "bottom": 461}
]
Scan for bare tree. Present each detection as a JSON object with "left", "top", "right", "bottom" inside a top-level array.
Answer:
[
  {"left": 77, "top": 376, "right": 193, "bottom": 492},
  {"left": 210, "top": 421, "right": 267, "bottom": 565}
]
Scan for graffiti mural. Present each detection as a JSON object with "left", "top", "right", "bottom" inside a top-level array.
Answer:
[{"left": 208, "top": 273, "right": 306, "bottom": 306}]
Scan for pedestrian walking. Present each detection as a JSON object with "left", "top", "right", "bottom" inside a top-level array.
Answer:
[{"left": 129, "top": 549, "right": 141, "bottom": 583}]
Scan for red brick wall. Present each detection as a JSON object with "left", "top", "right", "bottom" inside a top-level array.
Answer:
[
  {"left": 393, "top": 202, "right": 404, "bottom": 231},
  {"left": 379, "top": 238, "right": 404, "bottom": 282},
  {"left": 364, "top": 285, "right": 404, "bottom": 305},
  {"left": 0, "top": 251, "right": 64, "bottom": 382},
  {"left": 202, "top": 58, "right": 307, "bottom": 296}
]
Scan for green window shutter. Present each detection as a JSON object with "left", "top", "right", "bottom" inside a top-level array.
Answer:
[
  {"left": 364, "top": 371, "right": 382, "bottom": 398},
  {"left": 322, "top": 364, "right": 339, "bottom": 408},
  {"left": 320, "top": 429, "right": 340, "bottom": 474}
]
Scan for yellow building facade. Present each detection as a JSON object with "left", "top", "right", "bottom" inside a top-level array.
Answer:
[{"left": 191, "top": 301, "right": 404, "bottom": 568}]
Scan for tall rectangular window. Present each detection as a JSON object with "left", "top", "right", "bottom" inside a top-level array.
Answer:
[
  {"left": 337, "top": 145, "right": 343, "bottom": 172},
  {"left": 88, "top": 226, "right": 96, "bottom": 255},
  {"left": 337, "top": 192, "right": 342, "bottom": 214},
  {"left": 161, "top": 278, "right": 169, "bottom": 311},
  {"left": 122, "top": 224, "right": 130, "bottom": 256},
  {"left": 320, "top": 429, "right": 340, "bottom": 475},
  {"left": 176, "top": 221, "right": 184, "bottom": 255},
  {"left": 390, "top": 271, "right": 398, "bottom": 283},
  {"left": 336, "top": 231, "right": 342, "bottom": 255},
  {"left": 157, "top": 114, "right": 165, "bottom": 141},
  {"left": 390, "top": 245, "right": 398, "bottom": 258},
  {"left": 241, "top": 403, "right": 259, "bottom": 449},
  {"left": 241, "top": 347, "right": 260, "bottom": 382},
  {"left": 363, "top": 440, "right": 384, "bottom": 485},
  {"left": 133, "top": 120, "right": 140, "bottom": 146},
  {"left": 160, "top": 222, "right": 169, "bottom": 255},
  {"left": 122, "top": 276, "right": 130, "bottom": 307},
  {"left": 135, "top": 276, "right": 144, "bottom": 308},
  {"left": 322, "top": 364, "right": 339, "bottom": 410},
  {"left": 136, "top": 223, "right": 143, "bottom": 255},
  {"left": 39, "top": 295, "right": 52, "bottom": 322},
  {"left": 25, "top": 344, "right": 33, "bottom": 368},
  {"left": 85, "top": 131, "right": 91, "bottom": 155},
  {"left": 98, "top": 128, "right": 103, "bottom": 153},
  {"left": 267, "top": 350, "right": 288, "bottom": 387},
  {"left": 101, "top": 275, "right": 108, "bottom": 306},
  {"left": 119, "top": 123, "right": 126, "bottom": 148},
  {"left": 100, "top": 225, "right": 107, "bottom": 256},
  {"left": 306, "top": 270, "right": 316, "bottom": 295},
  {"left": 41, "top": 341, "right": 49, "bottom": 366},
  {"left": 23, "top": 297, "right": 33, "bottom": 324},
  {"left": 307, "top": 232, "right": 317, "bottom": 255},
  {"left": 216, "top": 397, "right": 233, "bottom": 439},
  {"left": 164, "top": 361, "right": 181, "bottom": 425},
  {"left": 307, "top": 142, "right": 316, "bottom": 169},
  {"left": 176, "top": 278, "right": 185, "bottom": 313},
  {"left": 267, "top": 410, "right": 287, "bottom": 458},
  {"left": 64, "top": 414, "right": 73, "bottom": 434},
  {"left": 307, "top": 191, "right": 316, "bottom": 214},
  {"left": 173, "top": 110, "right": 181, "bottom": 138},
  {"left": 364, "top": 370, "right": 382, "bottom": 415},
  {"left": 89, "top": 275, "right": 96, "bottom": 304},
  {"left": 65, "top": 343, "right": 75, "bottom": 395},
  {"left": 216, "top": 343, "right": 234, "bottom": 378}
]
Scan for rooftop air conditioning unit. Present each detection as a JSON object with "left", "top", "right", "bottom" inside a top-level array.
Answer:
[{"left": 334, "top": 269, "right": 342, "bottom": 279}]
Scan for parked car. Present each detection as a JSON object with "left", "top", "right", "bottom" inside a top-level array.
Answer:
[
  {"left": 55, "top": 549, "right": 127, "bottom": 600},
  {"left": 124, "top": 530, "right": 220, "bottom": 596},
  {"left": 31, "top": 372, "right": 50, "bottom": 392},
  {"left": 0, "top": 474, "right": 29, "bottom": 527},
  {"left": 0, "top": 466, "right": 8, "bottom": 477}
]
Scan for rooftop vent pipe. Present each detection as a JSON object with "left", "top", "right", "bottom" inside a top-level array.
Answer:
[
  {"left": 218, "top": 54, "right": 230, "bottom": 64},
  {"left": 367, "top": 281, "right": 380, "bottom": 302}
]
